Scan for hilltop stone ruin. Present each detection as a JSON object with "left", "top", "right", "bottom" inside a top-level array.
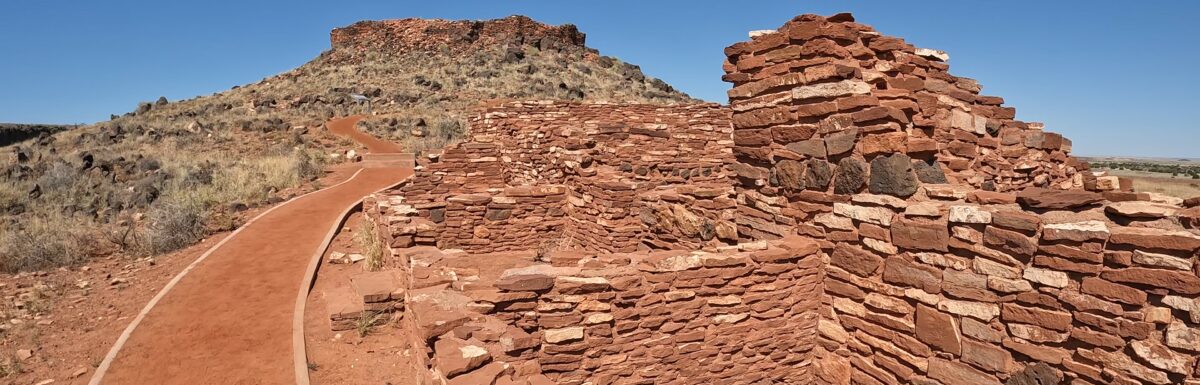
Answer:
[{"left": 356, "top": 13, "right": 1200, "bottom": 385}]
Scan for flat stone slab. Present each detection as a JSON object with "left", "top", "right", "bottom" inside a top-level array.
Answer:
[
  {"left": 351, "top": 270, "right": 401, "bottom": 303},
  {"left": 325, "top": 285, "right": 364, "bottom": 331}
]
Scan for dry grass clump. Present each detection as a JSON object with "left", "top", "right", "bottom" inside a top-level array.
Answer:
[
  {"left": 161, "top": 148, "right": 322, "bottom": 210},
  {"left": 0, "top": 216, "right": 93, "bottom": 272},
  {"left": 355, "top": 218, "right": 384, "bottom": 272}
]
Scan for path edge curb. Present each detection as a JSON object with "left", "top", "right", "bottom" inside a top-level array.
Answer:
[
  {"left": 291, "top": 170, "right": 411, "bottom": 385},
  {"left": 87, "top": 168, "right": 368, "bottom": 385}
]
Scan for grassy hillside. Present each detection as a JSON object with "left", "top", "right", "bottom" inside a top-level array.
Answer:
[{"left": 0, "top": 16, "right": 693, "bottom": 272}]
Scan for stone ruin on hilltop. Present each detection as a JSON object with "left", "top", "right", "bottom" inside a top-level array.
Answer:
[
  {"left": 349, "top": 12, "right": 1200, "bottom": 385},
  {"left": 329, "top": 15, "right": 593, "bottom": 61}
]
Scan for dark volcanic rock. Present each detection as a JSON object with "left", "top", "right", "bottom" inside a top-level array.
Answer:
[
  {"left": 869, "top": 154, "right": 919, "bottom": 197},
  {"left": 833, "top": 157, "right": 867, "bottom": 194},
  {"left": 911, "top": 158, "right": 947, "bottom": 184},
  {"left": 804, "top": 159, "right": 832, "bottom": 190},
  {"left": 1005, "top": 362, "right": 1063, "bottom": 385}
]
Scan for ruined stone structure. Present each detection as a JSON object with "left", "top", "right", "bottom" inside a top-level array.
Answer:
[
  {"left": 360, "top": 13, "right": 1200, "bottom": 385},
  {"left": 381, "top": 101, "right": 736, "bottom": 253},
  {"left": 330, "top": 15, "right": 591, "bottom": 60}
]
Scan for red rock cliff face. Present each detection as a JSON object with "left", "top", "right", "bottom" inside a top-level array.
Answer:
[{"left": 329, "top": 15, "right": 589, "bottom": 57}]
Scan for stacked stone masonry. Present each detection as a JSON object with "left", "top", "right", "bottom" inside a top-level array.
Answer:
[
  {"left": 377, "top": 101, "right": 737, "bottom": 254},
  {"left": 363, "top": 12, "right": 1200, "bottom": 385}
]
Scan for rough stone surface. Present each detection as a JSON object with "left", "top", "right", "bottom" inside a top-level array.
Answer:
[
  {"left": 869, "top": 153, "right": 920, "bottom": 197},
  {"left": 833, "top": 157, "right": 868, "bottom": 194}
]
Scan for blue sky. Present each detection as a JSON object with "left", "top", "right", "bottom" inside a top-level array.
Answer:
[{"left": 2, "top": 1, "right": 1197, "bottom": 158}]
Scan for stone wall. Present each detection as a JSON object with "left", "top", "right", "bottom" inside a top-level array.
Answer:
[
  {"left": 810, "top": 187, "right": 1200, "bottom": 385},
  {"left": 330, "top": 15, "right": 590, "bottom": 58},
  {"left": 389, "top": 237, "right": 825, "bottom": 385},
  {"left": 715, "top": 13, "right": 1200, "bottom": 385},
  {"left": 379, "top": 101, "right": 736, "bottom": 253},
  {"left": 722, "top": 13, "right": 1092, "bottom": 240},
  {"left": 361, "top": 11, "right": 1200, "bottom": 385}
]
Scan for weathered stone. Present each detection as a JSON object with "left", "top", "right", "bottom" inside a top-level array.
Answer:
[
  {"left": 916, "top": 305, "right": 960, "bottom": 355},
  {"left": 554, "top": 276, "right": 611, "bottom": 294},
  {"left": 869, "top": 153, "right": 920, "bottom": 197},
  {"left": 1015, "top": 188, "right": 1104, "bottom": 209},
  {"left": 1021, "top": 267, "right": 1068, "bottom": 289},
  {"left": 1132, "top": 249, "right": 1193, "bottom": 271},
  {"left": 1109, "top": 227, "right": 1200, "bottom": 252},
  {"left": 1102, "top": 267, "right": 1200, "bottom": 294},
  {"left": 883, "top": 256, "right": 942, "bottom": 293},
  {"left": 446, "top": 361, "right": 510, "bottom": 385},
  {"left": 804, "top": 159, "right": 833, "bottom": 190},
  {"left": 948, "top": 205, "right": 992, "bottom": 224},
  {"left": 435, "top": 336, "right": 492, "bottom": 378},
  {"left": 496, "top": 265, "right": 574, "bottom": 292},
  {"left": 1131, "top": 338, "right": 1194, "bottom": 375},
  {"left": 938, "top": 298, "right": 999, "bottom": 321},
  {"left": 544, "top": 327, "right": 584, "bottom": 344},
  {"left": 983, "top": 226, "right": 1038, "bottom": 257},
  {"left": 928, "top": 357, "right": 1001, "bottom": 385},
  {"left": 831, "top": 243, "right": 883, "bottom": 277},
  {"left": 991, "top": 211, "right": 1041, "bottom": 232},
  {"left": 911, "top": 158, "right": 947, "bottom": 184},
  {"left": 1080, "top": 277, "right": 1146, "bottom": 305},
  {"left": 962, "top": 338, "right": 1012, "bottom": 374},
  {"left": 775, "top": 159, "right": 806, "bottom": 191},
  {"left": 792, "top": 79, "right": 871, "bottom": 100},
  {"left": 833, "top": 157, "right": 868, "bottom": 194},
  {"left": 1166, "top": 322, "right": 1200, "bottom": 352},
  {"left": 785, "top": 139, "right": 826, "bottom": 158},
  {"left": 1041, "top": 221, "right": 1109, "bottom": 242},
  {"left": 891, "top": 218, "right": 949, "bottom": 252},
  {"left": 1106, "top": 201, "right": 1177, "bottom": 219},
  {"left": 833, "top": 202, "right": 894, "bottom": 226},
  {"left": 1005, "top": 363, "right": 1063, "bottom": 385},
  {"left": 825, "top": 128, "right": 859, "bottom": 156},
  {"left": 1002, "top": 303, "right": 1072, "bottom": 332}
]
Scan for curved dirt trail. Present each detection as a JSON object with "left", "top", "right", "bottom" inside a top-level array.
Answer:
[{"left": 94, "top": 116, "right": 410, "bottom": 385}]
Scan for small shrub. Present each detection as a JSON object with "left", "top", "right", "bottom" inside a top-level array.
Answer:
[
  {"left": 36, "top": 162, "right": 79, "bottom": 196},
  {"left": 139, "top": 201, "right": 205, "bottom": 255},
  {"left": 293, "top": 148, "right": 322, "bottom": 182}
]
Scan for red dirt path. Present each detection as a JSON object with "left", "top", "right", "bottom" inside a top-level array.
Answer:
[{"left": 95, "top": 116, "right": 410, "bottom": 385}]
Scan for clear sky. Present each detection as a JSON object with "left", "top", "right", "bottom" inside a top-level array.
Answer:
[{"left": 2, "top": 1, "right": 1197, "bottom": 158}]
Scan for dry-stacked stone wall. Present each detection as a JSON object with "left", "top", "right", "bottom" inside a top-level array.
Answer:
[
  {"left": 361, "top": 11, "right": 1200, "bottom": 385},
  {"left": 385, "top": 239, "right": 826, "bottom": 385},
  {"left": 808, "top": 188, "right": 1200, "bottom": 385},
  {"left": 722, "top": 13, "right": 1094, "bottom": 240},
  {"left": 378, "top": 101, "right": 736, "bottom": 253},
  {"left": 719, "top": 13, "right": 1200, "bottom": 385}
]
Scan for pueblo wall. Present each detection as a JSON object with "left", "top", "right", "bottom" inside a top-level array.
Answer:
[
  {"left": 721, "top": 13, "right": 1200, "bottom": 385},
  {"left": 723, "top": 13, "right": 1093, "bottom": 240},
  {"left": 379, "top": 238, "right": 825, "bottom": 385},
  {"left": 362, "top": 11, "right": 1200, "bottom": 385},
  {"left": 330, "top": 15, "right": 589, "bottom": 58},
  {"left": 379, "top": 101, "right": 736, "bottom": 254}
]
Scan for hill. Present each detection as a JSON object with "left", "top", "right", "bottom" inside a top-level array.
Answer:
[{"left": 0, "top": 15, "right": 693, "bottom": 272}]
